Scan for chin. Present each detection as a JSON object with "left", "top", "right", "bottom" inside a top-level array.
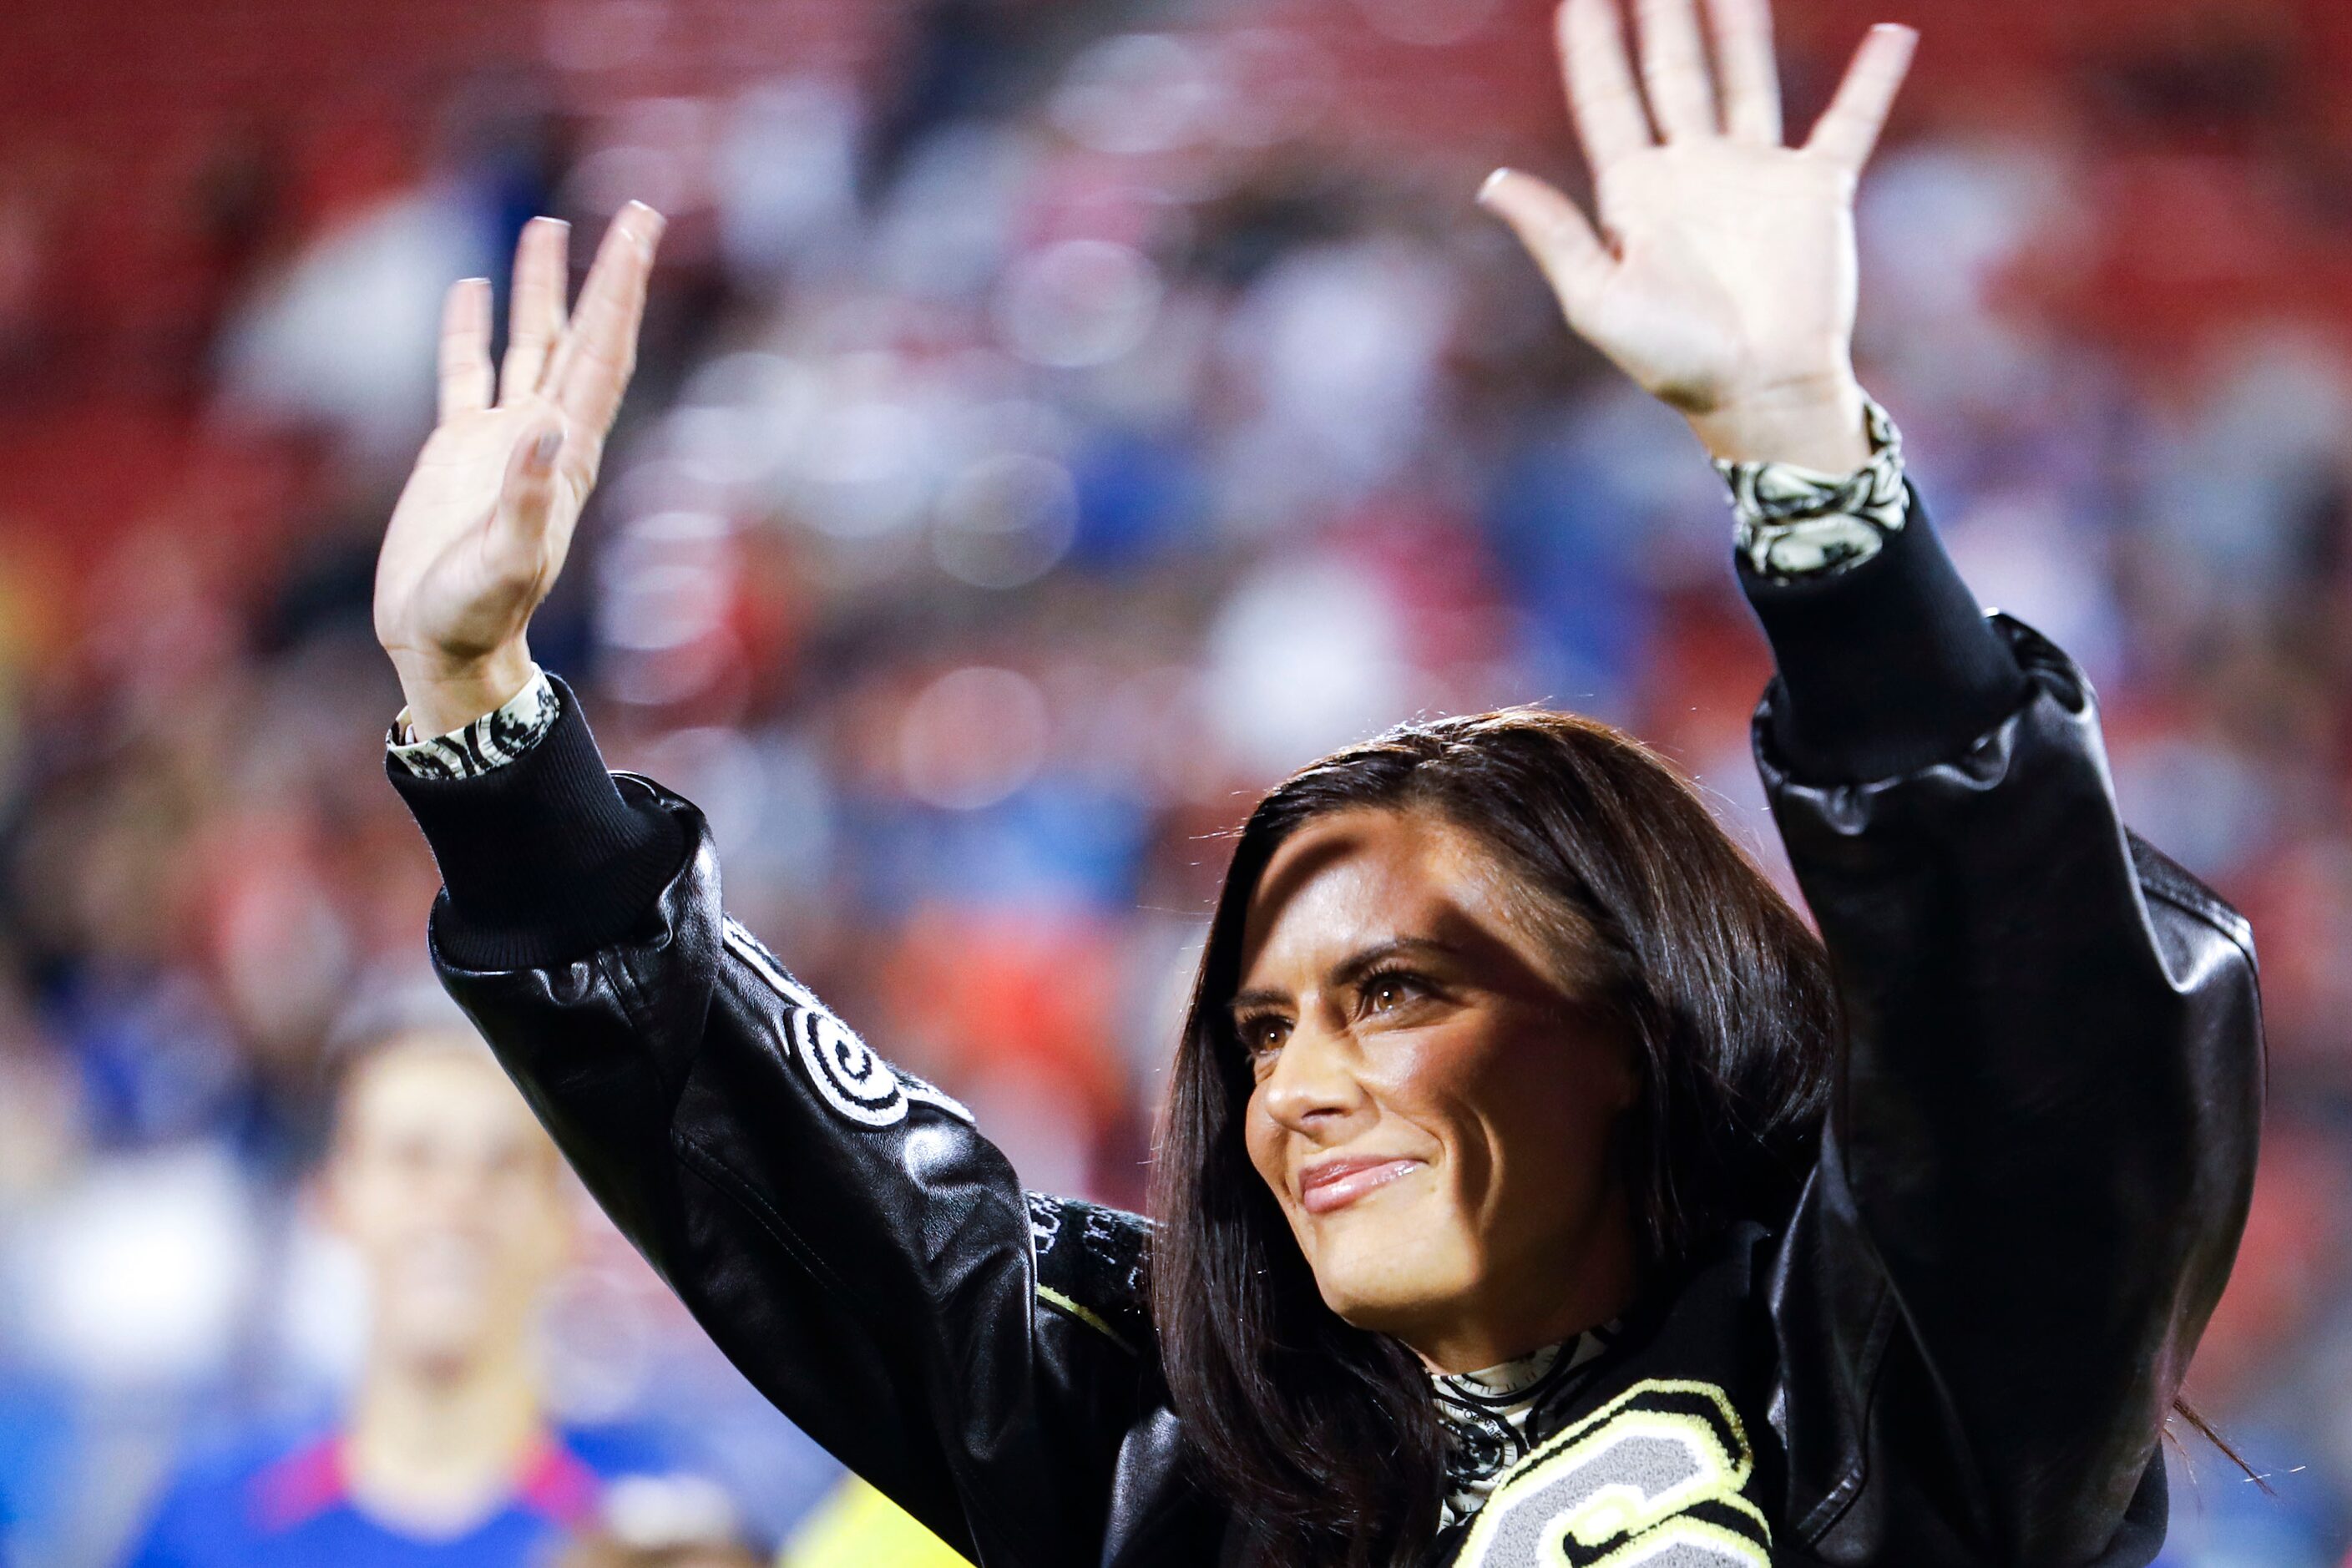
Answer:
[
  {"left": 1302, "top": 1222, "right": 1476, "bottom": 1336},
  {"left": 1319, "top": 1279, "right": 1466, "bottom": 1345}
]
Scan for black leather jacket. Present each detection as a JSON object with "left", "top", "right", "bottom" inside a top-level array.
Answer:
[{"left": 394, "top": 588, "right": 2261, "bottom": 1564}]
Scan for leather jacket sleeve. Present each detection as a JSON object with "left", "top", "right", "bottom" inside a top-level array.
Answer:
[
  {"left": 1758, "top": 615, "right": 2264, "bottom": 1565},
  {"left": 405, "top": 744, "right": 1159, "bottom": 1568}
]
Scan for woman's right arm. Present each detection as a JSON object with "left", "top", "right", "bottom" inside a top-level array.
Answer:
[{"left": 373, "top": 212, "right": 1158, "bottom": 1568}]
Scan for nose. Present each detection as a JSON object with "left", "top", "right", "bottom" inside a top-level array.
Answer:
[
  {"left": 410, "top": 1154, "right": 493, "bottom": 1219},
  {"left": 1256, "top": 1021, "right": 1371, "bottom": 1140}
]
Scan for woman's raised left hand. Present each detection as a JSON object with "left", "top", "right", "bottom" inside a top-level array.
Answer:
[{"left": 1479, "top": 0, "right": 1914, "bottom": 472}]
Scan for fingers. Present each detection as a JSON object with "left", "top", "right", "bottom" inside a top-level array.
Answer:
[
  {"left": 1478, "top": 169, "right": 1615, "bottom": 326},
  {"left": 488, "top": 417, "right": 566, "bottom": 569},
  {"left": 1560, "top": 0, "right": 1654, "bottom": 177},
  {"left": 501, "top": 217, "right": 570, "bottom": 402},
  {"left": 544, "top": 201, "right": 665, "bottom": 439},
  {"left": 438, "top": 278, "right": 493, "bottom": 422},
  {"left": 1634, "top": 0, "right": 1717, "bottom": 140},
  {"left": 1805, "top": 23, "right": 1917, "bottom": 172},
  {"left": 1706, "top": 0, "right": 1782, "bottom": 144}
]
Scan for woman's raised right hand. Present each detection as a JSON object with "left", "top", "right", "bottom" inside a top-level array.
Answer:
[{"left": 373, "top": 203, "right": 665, "bottom": 739}]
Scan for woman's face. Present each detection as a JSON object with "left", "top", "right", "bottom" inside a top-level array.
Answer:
[{"left": 1235, "top": 807, "right": 1641, "bottom": 1373}]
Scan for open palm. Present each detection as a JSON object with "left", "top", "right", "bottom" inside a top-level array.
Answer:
[
  {"left": 374, "top": 204, "right": 664, "bottom": 732},
  {"left": 1481, "top": 0, "right": 1914, "bottom": 458}
]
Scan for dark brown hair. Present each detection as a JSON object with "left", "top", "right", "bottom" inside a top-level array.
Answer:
[{"left": 1147, "top": 709, "right": 1839, "bottom": 1567}]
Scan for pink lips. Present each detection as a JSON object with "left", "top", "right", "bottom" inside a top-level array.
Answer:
[{"left": 1297, "top": 1156, "right": 1424, "bottom": 1215}]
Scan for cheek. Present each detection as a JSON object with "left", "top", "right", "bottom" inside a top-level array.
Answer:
[
  {"left": 1385, "top": 1013, "right": 1627, "bottom": 1190},
  {"left": 1241, "top": 1090, "right": 1286, "bottom": 1195},
  {"left": 1479, "top": 1023, "right": 1632, "bottom": 1196},
  {"left": 1353, "top": 1019, "right": 1501, "bottom": 1146},
  {"left": 335, "top": 1172, "right": 406, "bottom": 1246}
]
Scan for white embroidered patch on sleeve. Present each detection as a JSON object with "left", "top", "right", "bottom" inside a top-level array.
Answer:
[{"left": 721, "top": 917, "right": 973, "bottom": 1128}]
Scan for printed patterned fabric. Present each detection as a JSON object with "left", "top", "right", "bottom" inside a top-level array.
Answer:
[
  {"left": 1715, "top": 397, "right": 1909, "bottom": 581},
  {"left": 1430, "top": 1326, "right": 1618, "bottom": 1530},
  {"left": 387, "top": 667, "right": 560, "bottom": 780},
  {"left": 1024, "top": 1191, "right": 1152, "bottom": 1355}
]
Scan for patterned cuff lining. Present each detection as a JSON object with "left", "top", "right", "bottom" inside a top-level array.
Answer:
[
  {"left": 1715, "top": 397, "right": 1909, "bottom": 581},
  {"left": 387, "top": 666, "right": 560, "bottom": 781}
]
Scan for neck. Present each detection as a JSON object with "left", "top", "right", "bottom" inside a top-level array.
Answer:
[
  {"left": 342, "top": 1335, "right": 544, "bottom": 1536},
  {"left": 1410, "top": 1308, "right": 1607, "bottom": 1378}
]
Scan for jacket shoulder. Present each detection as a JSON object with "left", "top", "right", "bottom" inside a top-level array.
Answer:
[
  {"left": 2126, "top": 830, "right": 2256, "bottom": 969},
  {"left": 1027, "top": 1193, "right": 1152, "bottom": 1357}
]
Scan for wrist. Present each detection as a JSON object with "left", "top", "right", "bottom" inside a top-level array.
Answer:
[
  {"left": 1687, "top": 373, "right": 1869, "bottom": 473},
  {"left": 390, "top": 641, "right": 536, "bottom": 740}
]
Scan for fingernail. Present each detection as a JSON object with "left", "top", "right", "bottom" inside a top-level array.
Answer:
[
  {"left": 529, "top": 430, "right": 562, "bottom": 469},
  {"left": 1477, "top": 169, "right": 1514, "bottom": 207}
]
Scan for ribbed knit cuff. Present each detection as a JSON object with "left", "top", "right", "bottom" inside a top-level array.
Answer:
[
  {"left": 387, "top": 675, "right": 687, "bottom": 972},
  {"left": 1740, "top": 488, "right": 2029, "bottom": 783}
]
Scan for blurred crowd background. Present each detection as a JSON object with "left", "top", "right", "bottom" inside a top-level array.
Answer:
[{"left": 3, "top": 0, "right": 2352, "bottom": 1562}]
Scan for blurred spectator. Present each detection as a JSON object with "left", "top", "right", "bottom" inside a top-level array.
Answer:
[{"left": 120, "top": 1024, "right": 711, "bottom": 1568}]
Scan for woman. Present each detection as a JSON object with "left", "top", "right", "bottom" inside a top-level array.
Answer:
[{"left": 373, "top": 0, "right": 2262, "bottom": 1563}]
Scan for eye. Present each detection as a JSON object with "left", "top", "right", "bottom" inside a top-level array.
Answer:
[
  {"left": 1236, "top": 1014, "right": 1291, "bottom": 1060},
  {"left": 1359, "top": 969, "right": 1428, "bottom": 1017}
]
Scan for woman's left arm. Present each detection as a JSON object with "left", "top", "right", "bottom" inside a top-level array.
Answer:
[
  {"left": 1486, "top": 1, "right": 2263, "bottom": 1558},
  {"left": 1746, "top": 503, "right": 2263, "bottom": 1566}
]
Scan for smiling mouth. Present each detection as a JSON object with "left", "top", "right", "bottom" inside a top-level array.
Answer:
[{"left": 1297, "top": 1157, "right": 1424, "bottom": 1215}]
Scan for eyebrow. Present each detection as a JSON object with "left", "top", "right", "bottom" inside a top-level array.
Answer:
[{"left": 1227, "top": 935, "right": 1461, "bottom": 1018}]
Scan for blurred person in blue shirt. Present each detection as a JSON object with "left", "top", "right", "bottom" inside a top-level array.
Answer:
[{"left": 124, "top": 1022, "right": 682, "bottom": 1568}]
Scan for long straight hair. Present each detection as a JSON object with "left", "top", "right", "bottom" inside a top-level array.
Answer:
[{"left": 1147, "top": 710, "right": 1841, "bottom": 1567}]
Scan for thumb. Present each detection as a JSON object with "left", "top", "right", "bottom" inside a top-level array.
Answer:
[
  {"left": 1478, "top": 168, "right": 1614, "bottom": 326},
  {"left": 489, "top": 418, "right": 565, "bottom": 568}
]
